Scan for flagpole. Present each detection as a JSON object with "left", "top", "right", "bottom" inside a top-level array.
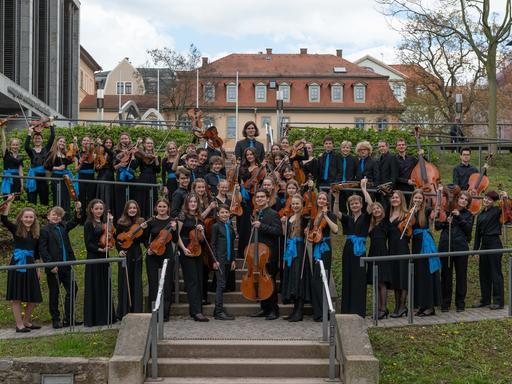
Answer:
[
  {"left": 235, "top": 71, "right": 239, "bottom": 142},
  {"left": 157, "top": 68, "right": 160, "bottom": 113},
  {"left": 196, "top": 69, "right": 199, "bottom": 109}
]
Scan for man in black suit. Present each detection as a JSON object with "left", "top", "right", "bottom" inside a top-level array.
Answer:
[
  {"left": 395, "top": 138, "right": 417, "bottom": 204},
  {"left": 234, "top": 121, "right": 265, "bottom": 162},
  {"left": 315, "top": 136, "right": 341, "bottom": 192},
  {"left": 377, "top": 140, "right": 399, "bottom": 210},
  {"left": 355, "top": 141, "right": 379, "bottom": 183}
]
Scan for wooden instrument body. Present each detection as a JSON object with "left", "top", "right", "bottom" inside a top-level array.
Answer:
[
  {"left": 62, "top": 174, "right": 79, "bottom": 202},
  {"left": 100, "top": 220, "right": 116, "bottom": 249},
  {"left": 117, "top": 218, "right": 152, "bottom": 249},
  {"left": 500, "top": 196, "right": 512, "bottom": 224},
  {"left": 467, "top": 157, "right": 491, "bottom": 214},
  {"left": 149, "top": 229, "right": 173, "bottom": 256},
  {"left": 410, "top": 126, "right": 440, "bottom": 196},
  {"left": 230, "top": 185, "right": 243, "bottom": 216},
  {"left": 307, "top": 212, "right": 327, "bottom": 243},
  {"left": 398, "top": 207, "right": 416, "bottom": 238},
  {"left": 186, "top": 221, "right": 204, "bottom": 257},
  {"left": 244, "top": 164, "right": 266, "bottom": 194}
]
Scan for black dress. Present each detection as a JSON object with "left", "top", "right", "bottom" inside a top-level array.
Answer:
[
  {"left": 388, "top": 218, "right": 410, "bottom": 290},
  {"left": 136, "top": 158, "right": 161, "bottom": 219},
  {"left": 96, "top": 146, "right": 115, "bottom": 214},
  {"left": 162, "top": 157, "right": 178, "bottom": 198},
  {"left": 367, "top": 220, "right": 392, "bottom": 286},
  {"left": 113, "top": 154, "right": 139, "bottom": 220},
  {"left": 2, "top": 149, "right": 23, "bottom": 194},
  {"left": 77, "top": 153, "right": 96, "bottom": 219},
  {"left": 83, "top": 220, "right": 115, "bottom": 326},
  {"left": 237, "top": 166, "right": 255, "bottom": 259},
  {"left": 1, "top": 215, "right": 42, "bottom": 303},
  {"left": 46, "top": 155, "right": 74, "bottom": 213}
]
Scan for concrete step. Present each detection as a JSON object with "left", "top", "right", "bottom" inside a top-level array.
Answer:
[
  {"left": 178, "top": 291, "right": 297, "bottom": 304},
  {"left": 147, "top": 378, "right": 341, "bottom": 384},
  {"left": 170, "top": 303, "right": 312, "bottom": 316},
  {"left": 157, "top": 340, "right": 329, "bottom": 359},
  {"left": 151, "top": 357, "right": 338, "bottom": 378},
  {"left": 180, "top": 279, "right": 281, "bottom": 291}
]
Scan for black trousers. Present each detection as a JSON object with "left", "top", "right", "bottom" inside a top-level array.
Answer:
[
  {"left": 441, "top": 255, "right": 468, "bottom": 310},
  {"left": 27, "top": 178, "right": 50, "bottom": 205},
  {"left": 479, "top": 252, "right": 504, "bottom": 306},
  {"left": 214, "top": 264, "right": 229, "bottom": 314},
  {"left": 260, "top": 259, "right": 279, "bottom": 315},
  {"left": 46, "top": 267, "right": 77, "bottom": 322},
  {"left": 146, "top": 255, "right": 174, "bottom": 318},
  {"left": 117, "top": 254, "right": 143, "bottom": 319},
  {"left": 180, "top": 254, "right": 204, "bottom": 316}
]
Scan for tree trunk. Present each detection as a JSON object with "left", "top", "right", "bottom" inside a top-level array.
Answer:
[{"left": 487, "top": 44, "right": 498, "bottom": 153}]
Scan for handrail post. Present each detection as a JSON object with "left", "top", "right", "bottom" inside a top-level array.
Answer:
[
  {"left": 408, "top": 259, "right": 414, "bottom": 324},
  {"left": 56, "top": 181, "right": 62, "bottom": 207},
  {"left": 158, "top": 272, "right": 164, "bottom": 340},
  {"left": 322, "top": 283, "right": 328, "bottom": 342},
  {"left": 108, "top": 263, "right": 113, "bottom": 328},
  {"left": 150, "top": 304, "right": 159, "bottom": 380},
  {"left": 373, "top": 262, "right": 378, "bottom": 326},
  {"left": 328, "top": 309, "right": 336, "bottom": 381},
  {"left": 70, "top": 267, "right": 75, "bottom": 331},
  {"left": 174, "top": 251, "right": 180, "bottom": 304}
]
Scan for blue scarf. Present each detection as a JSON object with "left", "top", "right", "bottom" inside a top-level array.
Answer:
[
  {"left": 167, "top": 171, "right": 176, "bottom": 180},
  {"left": 413, "top": 228, "right": 441, "bottom": 273},
  {"left": 26, "top": 165, "right": 46, "bottom": 193},
  {"left": 119, "top": 167, "right": 135, "bottom": 181},
  {"left": 248, "top": 139, "right": 255, "bottom": 148},
  {"left": 55, "top": 225, "right": 67, "bottom": 261},
  {"left": 284, "top": 237, "right": 304, "bottom": 267},
  {"left": 346, "top": 235, "right": 366, "bottom": 257},
  {"left": 313, "top": 236, "right": 331, "bottom": 260},
  {"left": 53, "top": 169, "right": 79, "bottom": 195},
  {"left": 240, "top": 185, "right": 250, "bottom": 201},
  {"left": 360, "top": 158, "right": 365, "bottom": 173},
  {"left": 13, "top": 249, "right": 34, "bottom": 273},
  {"left": 1, "top": 169, "right": 18, "bottom": 194}
]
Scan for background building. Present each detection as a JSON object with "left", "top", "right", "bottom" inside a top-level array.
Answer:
[{"left": 79, "top": 46, "right": 102, "bottom": 103}]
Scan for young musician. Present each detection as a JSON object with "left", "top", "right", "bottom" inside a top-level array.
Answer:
[
  {"left": 136, "top": 137, "right": 161, "bottom": 219},
  {"left": 210, "top": 205, "right": 236, "bottom": 320},
  {"left": 1, "top": 196, "right": 42, "bottom": 332},
  {"left": 234, "top": 121, "right": 265, "bottom": 162},
  {"left": 411, "top": 189, "right": 441, "bottom": 316},
  {"left": 143, "top": 199, "right": 176, "bottom": 321},
  {"left": 338, "top": 140, "right": 357, "bottom": 214},
  {"left": 77, "top": 136, "right": 96, "bottom": 219},
  {"left": 25, "top": 123, "right": 55, "bottom": 205},
  {"left": 115, "top": 200, "right": 146, "bottom": 318},
  {"left": 40, "top": 203, "right": 82, "bottom": 329},
  {"left": 1, "top": 126, "right": 24, "bottom": 196},
  {"left": 281, "top": 194, "right": 311, "bottom": 322},
  {"left": 204, "top": 156, "right": 226, "bottom": 196},
  {"left": 177, "top": 193, "right": 209, "bottom": 321},
  {"left": 185, "top": 152, "right": 200, "bottom": 183},
  {"left": 315, "top": 136, "right": 340, "bottom": 191},
  {"left": 355, "top": 141, "right": 379, "bottom": 184},
  {"left": 452, "top": 147, "right": 478, "bottom": 190},
  {"left": 248, "top": 189, "right": 282, "bottom": 320},
  {"left": 376, "top": 140, "right": 398, "bottom": 210},
  {"left": 83, "top": 199, "right": 116, "bottom": 326},
  {"left": 395, "top": 138, "right": 417, "bottom": 204},
  {"left": 44, "top": 136, "right": 74, "bottom": 213},
  {"left": 113, "top": 133, "right": 140, "bottom": 219},
  {"left": 96, "top": 137, "right": 115, "bottom": 213},
  {"left": 309, "top": 191, "right": 338, "bottom": 321},
  {"left": 196, "top": 148, "right": 209, "bottom": 179},
  {"left": 162, "top": 141, "right": 181, "bottom": 198},
  {"left": 170, "top": 167, "right": 191, "bottom": 218},
  {"left": 473, "top": 190, "right": 505, "bottom": 310},
  {"left": 302, "top": 142, "right": 316, "bottom": 178},
  {"left": 435, "top": 190, "right": 474, "bottom": 312}
]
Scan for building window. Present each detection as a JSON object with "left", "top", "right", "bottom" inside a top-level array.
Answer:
[
  {"left": 377, "top": 118, "right": 388, "bottom": 131},
  {"left": 255, "top": 83, "right": 267, "bottom": 102},
  {"left": 331, "top": 84, "right": 343, "bottom": 102},
  {"left": 278, "top": 83, "right": 290, "bottom": 102},
  {"left": 204, "top": 84, "right": 215, "bottom": 101},
  {"left": 354, "top": 84, "right": 366, "bottom": 103},
  {"left": 226, "top": 83, "right": 237, "bottom": 102},
  {"left": 80, "top": 70, "right": 84, "bottom": 90},
  {"left": 309, "top": 84, "right": 320, "bottom": 102},
  {"left": 227, "top": 116, "right": 237, "bottom": 139},
  {"left": 355, "top": 118, "right": 365, "bottom": 129},
  {"left": 392, "top": 83, "right": 402, "bottom": 99},
  {"left": 116, "top": 81, "right": 124, "bottom": 95},
  {"left": 125, "top": 82, "right": 132, "bottom": 95}
]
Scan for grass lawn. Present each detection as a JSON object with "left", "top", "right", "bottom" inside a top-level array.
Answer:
[
  {"left": 369, "top": 319, "right": 512, "bottom": 384},
  {"left": 0, "top": 330, "right": 118, "bottom": 358}
]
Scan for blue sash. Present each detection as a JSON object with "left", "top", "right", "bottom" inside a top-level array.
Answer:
[
  {"left": 413, "top": 228, "right": 441, "bottom": 273},
  {"left": 167, "top": 172, "right": 176, "bottom": 180},
  {"left": 119, "top": 167, "right": 135, "bottom": 181},
  {"left": 346, "top": 235, "right": 366, "bottom": 257},
  {"left": 313, "top": 236, "right": 331, "bottom": 260},
  {"left": 284, "top": 237, "right": 304, "bottom": 267},
  {"left": 240, "top": 185, "right": 250, "bottom": 201},
  {"left": 53, "top": 169, "right": 79, "bottom": 196},
  {"left": 13, "top": 249, "right": 34, "bottom": 273},
  {"left": 26, "top": 165, "right": 46, "bottom": 193},
  {"left": 1, "top": 169, "right": 18, "bottom": 194}
]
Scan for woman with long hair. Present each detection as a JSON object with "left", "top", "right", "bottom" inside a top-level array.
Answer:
[
  {"left": 96, "top": 137, "right": 115, "bottom": 213},
  {"left": 113, "top": 133, "right": 140, "bottom": 219},
  {"left": 1, "top": 125, "right": 24, "bottom": 197},
  {"left": 162, "top": 141, "right": 181, "bottom": 198},
  {"left": 76, "top": 136, "right": 96, "bottom": 219},
  {"left": 44, "top": 136, "right": 75, "bottom": 213},
  {"left": 135, "top": 137, "right": 160, "bottom": 219}
]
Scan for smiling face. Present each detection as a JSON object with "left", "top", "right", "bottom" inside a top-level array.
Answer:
[
  {"left": 483, "top": 195, "right": 495, "bottom": 208},
  {"left": 390, "top": 192, "right": 402, "bottom": 207},
  {"left": 10, "top": 139, "right": 20, "bottom": 153},
  {"left": 198, "top": 150, "right": 208, "bottom": 164},
  {"left": 378, "top": 141, "right": 389, "bottom": 155},
  {"left": 341, "top": 144, "right": 351, "bottom": 156},
  {"left": 412, "top": 192, "right": 424, "bottom": 207},
  {"left": 119, "top": 134, "right": 131, "bottom": 147},
  {"left": 286, "top": 183, "right": 298, "bottom": 196},
  {"left": 81, "top": 137, "right": 91, "bottom": 150},
  {"left": 245, "top": 150, "right": 255, "bottom": 164},
  {"left": 254, "top": 191, "right": 268, "bottom": 208},
  {"left": 92, "top": 202, "right": 104, "bottom": 220},
  {"left": 57, "top": 137, "right": 66, "bottom": 151},
  {"left": 218, "top": 207, "right": 230, "bottom": 222},
  {"left": 349, "top": 198, "right": 362, "bottom": 214},
  {"left": 317, "top": 193, "right": 328, "bottom": 208},
  {"left": 291, "top": 197, "right": 303, "bottom": 213},
  {"left": 127, "top": 203, "right": 138, "bottom": 217},
  {"left": 194, "top": 182, "right": 206, "bottom": 196},
  {"left": 245, "top": 124, "right": 256, "bottom": 138},
  {"left": 218, "top": 180, "right": 229, "bottom": 195},
  {"left": 457, "top": 193, "right": 469, "bottom": 209},
  {"left": 21, "top": 210, "right": 35, "bottom": 228},
  {"left": 187, "top": 196, "right": 198, "bottom": 212},
  {"left": 33, "top": 134, "right": 43, "bottom": 146},
  {"left": 156, "top": 201, "right": 169, "bottom": 216},
  {"left": 144, "top": 138, "right": 154, "bottom": 152},
  {"left": 372, "top": 204, "right": 383, "bottom": 219}
]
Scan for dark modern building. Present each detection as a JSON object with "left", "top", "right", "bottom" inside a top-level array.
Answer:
[{"left": 0, "top": 0, "right": 80, "bottom": 119}]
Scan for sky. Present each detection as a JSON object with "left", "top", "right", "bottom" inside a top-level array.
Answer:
[{"left": 80, "top": 0, "right": 402, "bottom": 70}]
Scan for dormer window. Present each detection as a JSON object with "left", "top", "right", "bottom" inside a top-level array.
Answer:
[
  {"left": 279, "top": 83, "right": 290, "bottom": 102},
  {"left": 255, "top": 83, "right": 267, "bottom": 102},
  {"left": 354, "top": 83, "right": 366, "bottom": 103},
  {"left": 309, "top": 83, "right": 320, "bottom": 102},
  {"left": 226, "top": 82, "right": 237, "bottom": 102}
]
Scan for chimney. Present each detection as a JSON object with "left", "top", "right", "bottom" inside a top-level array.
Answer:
[
  {"left": 266, "top": 48, "right": 272, "bottom": 55},
  {"left": 300, "top": 48, "right": 308, "bottom": 55},
  {"left": 336, "top": 49, "right": 343, "bottom": 58},
  {"left": 202, "top": 57, "right": 208, "bottom": 67}
]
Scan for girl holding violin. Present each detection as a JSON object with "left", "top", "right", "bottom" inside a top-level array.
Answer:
[
  {"left": 306, "top": 191, "right": 338, "bottom": 321},
  {"left": 302, "top": 142, "right": 316, "bottom": 178},
  {"left": 44, "top": 136, "right": 75, "bottom": 213},
  {"left": 333, "top": 183, "right": 369, "bottom": 318},
  {"left": 162, "top": 141, "right": 181, "bottom": 198},
  {"left": 177, "top": 193, "right": 209, "bottom": 321},
  {"left": 113, "top": 133, "right": 140, "bottom": 219},
  {"left": 434, "top": 190, "right": 474, "bottom": 312},
  {"left": 234, "top": 121, "right": 265, "bottom": 163},
  {"left": 144, "top": 199, "right": 176, "bottom": 321},
  {"left": 270, "top": 143, "right": 282, "bottom": 155},
  {"left": 473, "top": 190, "right": 506, "bottom": 310},
  {"left": 135, "top": 137, "right": 161, "bottom": 219},
  {"left": 410, "top": 189, "right": 441, "bottom": 317},
  {"left": 387, "top": 190, "right": 411, "bottom": 318},
  {"left": 24, "top": 123, "right": 55, "bottom": 205},
  {"left": 281, "top": 194, "right": 311, "bottom": 322},
  {"left": 83, "top": 199, "right": 115, "bottom": 326},
  {"left": 1, "top": 125, "right": 24, "bottom": 197},
  {"left": 77, "top": 136, "right": 97, "bottom": 220},
  {"left": 115, "top": 200, "right": 146, "bottom": 318},
  {"left": 196, "top": 148, "right": 209, "bottom": 179},
  {"left": 95, "top": 137, "right": 115, "bottom": 213}
]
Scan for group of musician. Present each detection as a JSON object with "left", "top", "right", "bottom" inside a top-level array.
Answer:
[{"left": 0, "top": 118, "right": 509, "bottom": 332}]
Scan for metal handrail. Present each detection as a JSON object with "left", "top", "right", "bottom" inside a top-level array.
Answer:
[{"left": 318, "top": 259, "right": 337, "bottom": 381}]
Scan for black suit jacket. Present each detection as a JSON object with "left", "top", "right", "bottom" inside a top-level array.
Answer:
[
  {"left": 355, "top": 157, "right": 379, "bottom": 183},
  {"left": 234, "top": 138, "right": 265, "bottom": 162},
  {"left": 251, "top": 207, "right": 282, "bottom": 263},
  {"left": 211, "top": 220, "right": 236, "bottom": 264},
  {"left": 339, "top": 155, "right": 357, "bottom": 182},
  {"left": 378, "top": 152, "right": 399, "bottom": 187},
  {"left": 315, "top": 151, "right": 341, "bottom": 186},
  {"left": 39, "top": 214, "right": 80, "bottom": 267}
]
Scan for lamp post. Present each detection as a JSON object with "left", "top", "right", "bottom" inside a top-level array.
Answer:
[
  {"left": 96, "top": 89, "right": 104, "bottom": 121},
  {"left": 276, "top": 90, "right": 284, "bottom": 141}
]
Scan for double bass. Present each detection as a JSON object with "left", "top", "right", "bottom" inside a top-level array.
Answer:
[
  {"left": 467, "top": 154, "right": 491, "bottom": 215},
  {"left": 410, "top": 126, "right": 440, "bottom": 198},
  {"left": 240, "top": 210, "right": 274, "bottom": 301}
]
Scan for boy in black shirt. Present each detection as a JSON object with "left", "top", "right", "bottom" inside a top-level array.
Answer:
[{"left": 170, "top": 167, "right": 190, "bottom": 218}]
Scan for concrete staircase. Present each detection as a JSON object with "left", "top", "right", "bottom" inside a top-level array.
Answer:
[{"left": 147, "top": 339, "right": 341, "bottom": 383}]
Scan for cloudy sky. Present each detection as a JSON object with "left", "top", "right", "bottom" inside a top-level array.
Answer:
[{"left": 81, "top": 0, "right": 402, "bottom": 70}]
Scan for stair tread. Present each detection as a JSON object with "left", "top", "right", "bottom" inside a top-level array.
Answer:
[
  {"left": 147, "top": 378, "right": 341, "bottom": 383},
  {"left": 158, "top": 339, "right": 326, "bottom": 346},
  {"left": 156, "top": 357, "right": 336, "bottom": 364}
]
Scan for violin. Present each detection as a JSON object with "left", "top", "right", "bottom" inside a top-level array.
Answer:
[
  {"left": 30, "top": 116, "right": 54, "bottom": 133},
  {"left": 0, "top": 114, "right": 18, "bottom": 128},
  {"left": 99, "top": 211, "right": 116, "bottom": 250},
  {"left": 66, "top": 138, "right": 78, "bottom": 161},
  {"left": 434, "top": 186, "right": 447, "bottom": 222},
  {"left": 117, "top": 217, "right": 154, "bottom": 250},
  {"left": 244, "top": 163, "right": 267, "bottom": 194},
  {"left": 135, "top": 147, "right": 157, "bottom": 165},
  {"left": 270, "top": 155, "right": 289, "bottom": 185},
  {"left": 290, "top": 139, "right": 306, "bottom": 185},
  {"left": 94, "top": 144, "right": 107, "bottom": 170},
  {"left": 80, "top": 144, "right": 95, "bottom": 164},
  {"left": 438, "top": 184, "right": 462, "bottom": 222},
  {"left": 116, "top": 144, "right": 138, "bottom": 168},
  {"left": 204, "top": 126, "right": 223, "bottom": 148},
  {"left": 410, "top": 126, "right": 440, "bottom": 198},
  {"left": 330, "top": 181, "right": 361, "bottom": 192},
  {"left": 307, "top": 211, "right": 328, "bottom": 243},
  {"left": 302, "top": 175, "right": 318, "bottom": 218},
  {"left": 187, "top": 217, "right": 204, "bottom": 257},
  {"left": 227, "top": 157, "right": 239, "bottom": 192},
  {"left": 240, "top": 210, "right": 274, "bottom": 301},
  {"left": 188, "top": 108, "right": 204, "bottom": 141},
  {"left": 230, "top": 184, "right": 243, "bottom": 216},
  {"left": 149, "top": 220, "right": 175, "bottom": 256},
  {"left": 498, "top": 184, "right": 512, "bottom": 225},
  {"left": 278, "top": 196, "right": 292, "bottom": 218},
  {"left": 399, "top": 203, "right": 418, "bottom": 239},
  {"left": 467, "top": 154, "right": 492, "bottom": 215}
]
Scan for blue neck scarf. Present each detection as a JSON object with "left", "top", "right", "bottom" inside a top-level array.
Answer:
[
  {"left": 346, "top": 235, "right": 366, "bottom": 257},
  {"left": 342, "top": 157, "right": 347, "bottom": 182},
  {"left": 360, "top": 158, "right": 365, "bottom": 173},
  {"left": 167, "top": 171, "right": 176, "bottom": 180},
  {"left": 413, "top": 228, "right": 441, "bottom": 273},
  {"left": 225, "top": 223, "right": 232, "bottom": 262},
  {"left": 13, "top": 249, "right": 34, "bottom": 273},
  {"left": 55, "top": 225, "right": 67, "bottom": 262},
  {"left": 284, "top": 237, "right": 304, "bottom": 267},
  {"left": 248, "top": 139, "right": 255, "bottom": 148},
  {"left": 323, "top": 153, "right": 330, "bottom": 181}
]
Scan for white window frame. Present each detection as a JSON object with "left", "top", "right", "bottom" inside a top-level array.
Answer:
[
  {"left": 204, "top": 83, "right": 215, "bottom": 101},
  {"left": 377, "top": 118, "right": 388, "bottom": 131},
  {"left": 255, "top": 83, "right": 267, "bottom": 102},
  {"left": 309, "top": 83, "right": 320, "bottom": 103},
  {"left": 278, "top": 83, "right": 290, "bottom": 102},
  {"left": 354, "top": 84, "right": 366, "bottom": 103},
  {"left": 226, "top": 83, "right": 237, "bottom": 102},
  {"left": 227, "top": 116, "right": 237, "bottom": 139},
  {"left": 355, "top": 117, "right": 365, "bottom": 129},
  {"left": 331, "top": 83, "right": 343, "bottom": 102},
  {"left": 116, "top": 81, "right": 124, "bottom": 95}
]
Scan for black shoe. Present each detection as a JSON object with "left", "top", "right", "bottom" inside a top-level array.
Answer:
[
  {"left": 418, "top": 308, "right": 436, "bottom": 317},
  {"left": 25, "top": 323, "right": 41, "bottom": 330},
  {"left": 456, "top": 307, "right": 465, "bottom": 313},
  {"left": 62, "top": 320, "right": 84, "bottom": 327},
  {"left": 390, "top": 308, "right": 407, "bottom": 318},
  {"left": 313, "top": 316, "right": 323, "bottom": 322},
  {"left": 52, "top": 320, "right": 62, "bottom": 329},
  {"left": 288, "top": 312, "right": 303, "bottom": 322},
  {"left": 472, "top": 302, "right": 490, "bottom": 308},
  {"left": 214, "top": 311, "right": 235, "bottom": 320},
  {"left": 250, "top": 309, "right": 267, "bottom": 318},
  {"left": 489, "top": 304, "right": 504, "bottom": 310},
  {"left": 377, "top": 309, "right": 389, "bottom": 320},
  {"left": 265, "top": 312, "right": 279, "bottom": 320},
  {"left": 193, "top": 313, "right": 210, "bottom": 322},
  {"left": 15, "top": 327, "right": 30, "bottom": 333}
]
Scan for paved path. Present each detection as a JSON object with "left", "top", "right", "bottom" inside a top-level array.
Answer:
[{"left": 0, "top": 323, "right": 120, "bottom": 340}]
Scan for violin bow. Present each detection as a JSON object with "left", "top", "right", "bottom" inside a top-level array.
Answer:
[{"left": 199, "top": 227, "right": 219, "bottom": 265}]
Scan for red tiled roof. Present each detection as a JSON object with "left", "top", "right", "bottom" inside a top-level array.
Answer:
[{"left": 80, "top": 94, "right": 160, "bottom": 110}]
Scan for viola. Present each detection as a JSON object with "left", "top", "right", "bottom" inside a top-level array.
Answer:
[
  {"left": 30, "top": 116, "right": 54, "bottom": 133},
  {"left": 399, "top": 204, "right": 418, "bottom": 239},
  {"left": 149, "top": 220, "right": 175, "bottom": 256},
  {"left": 117, "top": 218, "right": 154, "bottom": 250},
  {"left": 410, "top": 126, "right": 440, "bottom": 198},
  {"left": 244, "top": 163, "right": 267, "bottom": 194},
  {"left": 467, "top": 154, "right": 492, "bottom": 215},
  {"left": 99, "top": 212, "right": 116, "bottom": 249},
  {"left": 94, "top": 144, "right": 107, "bottom": 170},
  {"left": 498, "top": 184, "right": 512, "bottom": 224},
  {"left": 230, "top": 184, "right": 243, "bottom": 216},
  {"left": 307, "top": 211, "right": 328, "bottom": 243},
  {"left": 66, "top": 138, "right": 79, "bottom": 161},
  {"left": 302, "top": 175, "right": 318, "bottom": 218},
  {"left": 187, "top": 217, "right": 204, "bottom": 257},
  {"left": 240, "top": 210, "right": 274, "bottom": 301}
]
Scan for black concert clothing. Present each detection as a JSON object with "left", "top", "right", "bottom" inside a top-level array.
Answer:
[
  {"left": 39, "top": 212, "right": 80, "bottom": 323},
  {"left": 395, "top": 154, "right": 417, "bottom": 203},
  {"left": 136, "top": 157, "right": 161, "bottom": 219},
  {"left": 234, "top": 138, "right": 265, "bottom": 162},
  {"left": 315, "top": 151, "right": 341, "bottom": 188},
  {"left": 378, "top": 152, "right": 399, "bottom": 188},
  {"left": 196, "top": 162, "right": 209, "bottom": 180},
  {"left": 83, "top": 220, "right": 115, "bottom": 326},
  {"left": 355, "top": 156, "right": 379, "bottom": 184},
  {"left": 435, "top": 208, "right": 474, "bottom": 310},
  {"left": 170, "top": 187, "right": 189, "bottom": 218},
  {"left": 474, "top": 206, "right": 504, "bottom": 307},
  {"left": 452, "top": 163, "right": 478, "bottom": 191},
  {"left": 337, "top": 155, "right": 358, "bottom": 214},
  {"left": 186, "top": 166, "right": 201, "bottom": 184},
  {"left": 77, "top": 152, "right": 96, "bottom": 220},
  {"left": 204, "top": 171, "right": 226, "bottom": 196},
  {"left": 302, "top": 158, "right": 317, "bottom": 180},
  {"left": 96, "top": 146, "right": 115, "bottom": 214},
  {"left": 24, "top": 125, "right": 55, "bottom": 205},
  {"left": 388, "top": 217, "right": 410, "bottom": 290},
  {"left": 179, "top": 215, "right": 205, "bottom": 317},
  {"left": 236, "top": 165, "right": 255, "bottom": 262},
  {"left": 1, "top": 215, "right": 42, "bottom": 303},
  {"left": 113, "top": 154, "right": 139, "bottom": 220},
  {"left": 3, "top": 149, "right": 23, "bottom": 194},
  {"left": 46, "top": 155, "right": 74, "bottom": 213},
  {"left": 367, "top": 220, "right": 392, "bottom": 286},
  {"left": 340, "top": 212, "right": 369, "bottom": 318},
  {"left": 162, "top": 157, "right": 179, "bottom": 198}
]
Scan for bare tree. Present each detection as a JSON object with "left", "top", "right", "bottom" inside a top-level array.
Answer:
[{"left": 378, "top": 0, "right": 512, "bottom": 142}]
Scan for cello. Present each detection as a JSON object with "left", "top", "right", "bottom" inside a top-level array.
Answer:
[
  {"left": 467, "top": 154, "right": 492, "bottom": 215},
  {"left": 240, "top": 210, "right": 274, "bottom": 301},
  {"left": 410, "top": 126, "right": 440, "bottom": 199}
]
